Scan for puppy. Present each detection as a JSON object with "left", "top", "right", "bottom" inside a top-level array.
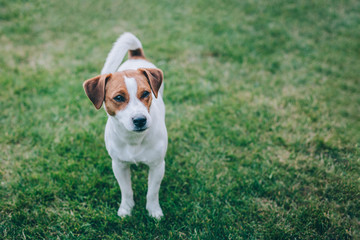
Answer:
[{"left": 83, "top": 33, "right": 167, "bottom": 219}]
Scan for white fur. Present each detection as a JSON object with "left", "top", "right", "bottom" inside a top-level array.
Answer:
[
  {"left": 101, "top": 32, "right": 143, "bottom": 74},
  {"left": 102, "top": 33, "right": 167, "bottom": 219}
]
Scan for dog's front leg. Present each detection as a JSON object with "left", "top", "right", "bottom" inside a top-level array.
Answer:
[
  {"left": 146, "top": 160, "right": 165, "bottom": 219},
  {"left": 112, "top": 160, "right": 134, "bottom": 217}
]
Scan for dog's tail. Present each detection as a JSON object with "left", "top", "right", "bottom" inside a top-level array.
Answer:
[{"left": 101, "top": 32, "right": 145, "bottom": 74}]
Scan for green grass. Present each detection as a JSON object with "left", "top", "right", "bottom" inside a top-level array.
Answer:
[{"left": 1, "top": 0, "right": 359, "bottom": 239}]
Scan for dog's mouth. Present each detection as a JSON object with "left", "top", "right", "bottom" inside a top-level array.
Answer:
[{"left": 133, "top": 127, "right": 148, "bottom": 133}]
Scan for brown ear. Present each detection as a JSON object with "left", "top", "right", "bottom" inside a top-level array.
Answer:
[
  {"left": 139, "top": 68, "right": 163, "bottom": 98},
  {"left": 83, "top": 73, "right": 112, "bottom": 109}
]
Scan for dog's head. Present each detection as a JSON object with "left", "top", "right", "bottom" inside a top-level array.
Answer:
[{"left": 83, "top": 68, "right": 163, "bottom": 133}]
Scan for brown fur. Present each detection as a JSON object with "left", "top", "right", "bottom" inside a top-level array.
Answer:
[
  {"left": 104, "top": 72, "right": 130, "bottom": 116},
  {"left": 83, "top": 73, "right": 112, "bottom": 110},
  {"left": 84, "top": 69, "right": 163, "bottom": 116},
  {"left": 135, "top": 74, "right": 153, "bottom": 112},
  {"left": 104, "top": 71, "right": 153, "bottom": 115},
  {"left": 139, "top": 68, "right": 163, "bottom": 98},
  {"left": 128, "top": 48, "right": 146, "bottom": 60}
]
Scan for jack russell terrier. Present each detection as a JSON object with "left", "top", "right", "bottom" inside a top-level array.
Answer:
[{"left": 83, "top": 33, "right": 167, "bottom": 219}]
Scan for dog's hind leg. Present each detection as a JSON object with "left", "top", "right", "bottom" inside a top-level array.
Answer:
[
  {"left": 112, "top": 160, "right": 134, "bottom": 217},
  {"left": 146, "top": 160, "right": 165, "bottom": 219}
]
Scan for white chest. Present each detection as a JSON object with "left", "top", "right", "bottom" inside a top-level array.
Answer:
[
  {"left": 106, "top": 139, "right": 166, "bottom": 165},
  {"left": 116, "top": 144, "right": 146, "bottom": 164},
  {"left": 104, "top": 121, "right": 167, "bottom": 166}
]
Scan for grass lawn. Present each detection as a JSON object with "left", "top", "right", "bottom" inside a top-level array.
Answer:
[{"left": 1, "top": 0, "right": 359, "bottom": 239}]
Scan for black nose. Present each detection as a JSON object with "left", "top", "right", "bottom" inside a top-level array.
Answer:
[{"left": 132, "top": 116, "right": 147, "bottom": 128}]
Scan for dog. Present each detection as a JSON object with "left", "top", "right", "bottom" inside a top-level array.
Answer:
[{"left": 83, "top": 33, "right": 167, "bottom": 219}]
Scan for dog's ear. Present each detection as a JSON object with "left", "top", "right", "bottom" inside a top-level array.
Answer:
[
  {"left": 83, "top": 73, "right": 112, "bottom": 109},
  {"left": 139, "top": 68, "right": 163, "bottom": 98}
]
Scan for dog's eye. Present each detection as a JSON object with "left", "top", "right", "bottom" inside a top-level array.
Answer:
[
  {"left": 114, "top": 95, "right": 126, "bottom": 102},
  {"left": 141, "top": 91, "right": 150, "bottom": 99}
]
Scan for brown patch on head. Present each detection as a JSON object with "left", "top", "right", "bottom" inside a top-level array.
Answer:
[
  {"left": 85, "top": 69, "right": 163, "bottom": 115},
  {"left": 103, "top": 70, "right": 154, "bottom": 115},
  {"left": 104, "top": 72, "right": 129, "bottom": 116},
  {"left": 134, "top": 73, "right": 153, "bottom": 112}
]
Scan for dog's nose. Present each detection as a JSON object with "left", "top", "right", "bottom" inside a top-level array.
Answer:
[{"left": 132, "top": 116, "right": 147, "bottom": 128}]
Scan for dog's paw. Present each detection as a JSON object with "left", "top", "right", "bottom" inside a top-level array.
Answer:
[
  {"left": 146, "top": 204, "right": 163, "bottom": 220},
  {"left": 117, "top": 206, "right": 132, "bottom": 218},
  {"left": 117, "top": 199, "right": 134, "bottom": 218}
]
